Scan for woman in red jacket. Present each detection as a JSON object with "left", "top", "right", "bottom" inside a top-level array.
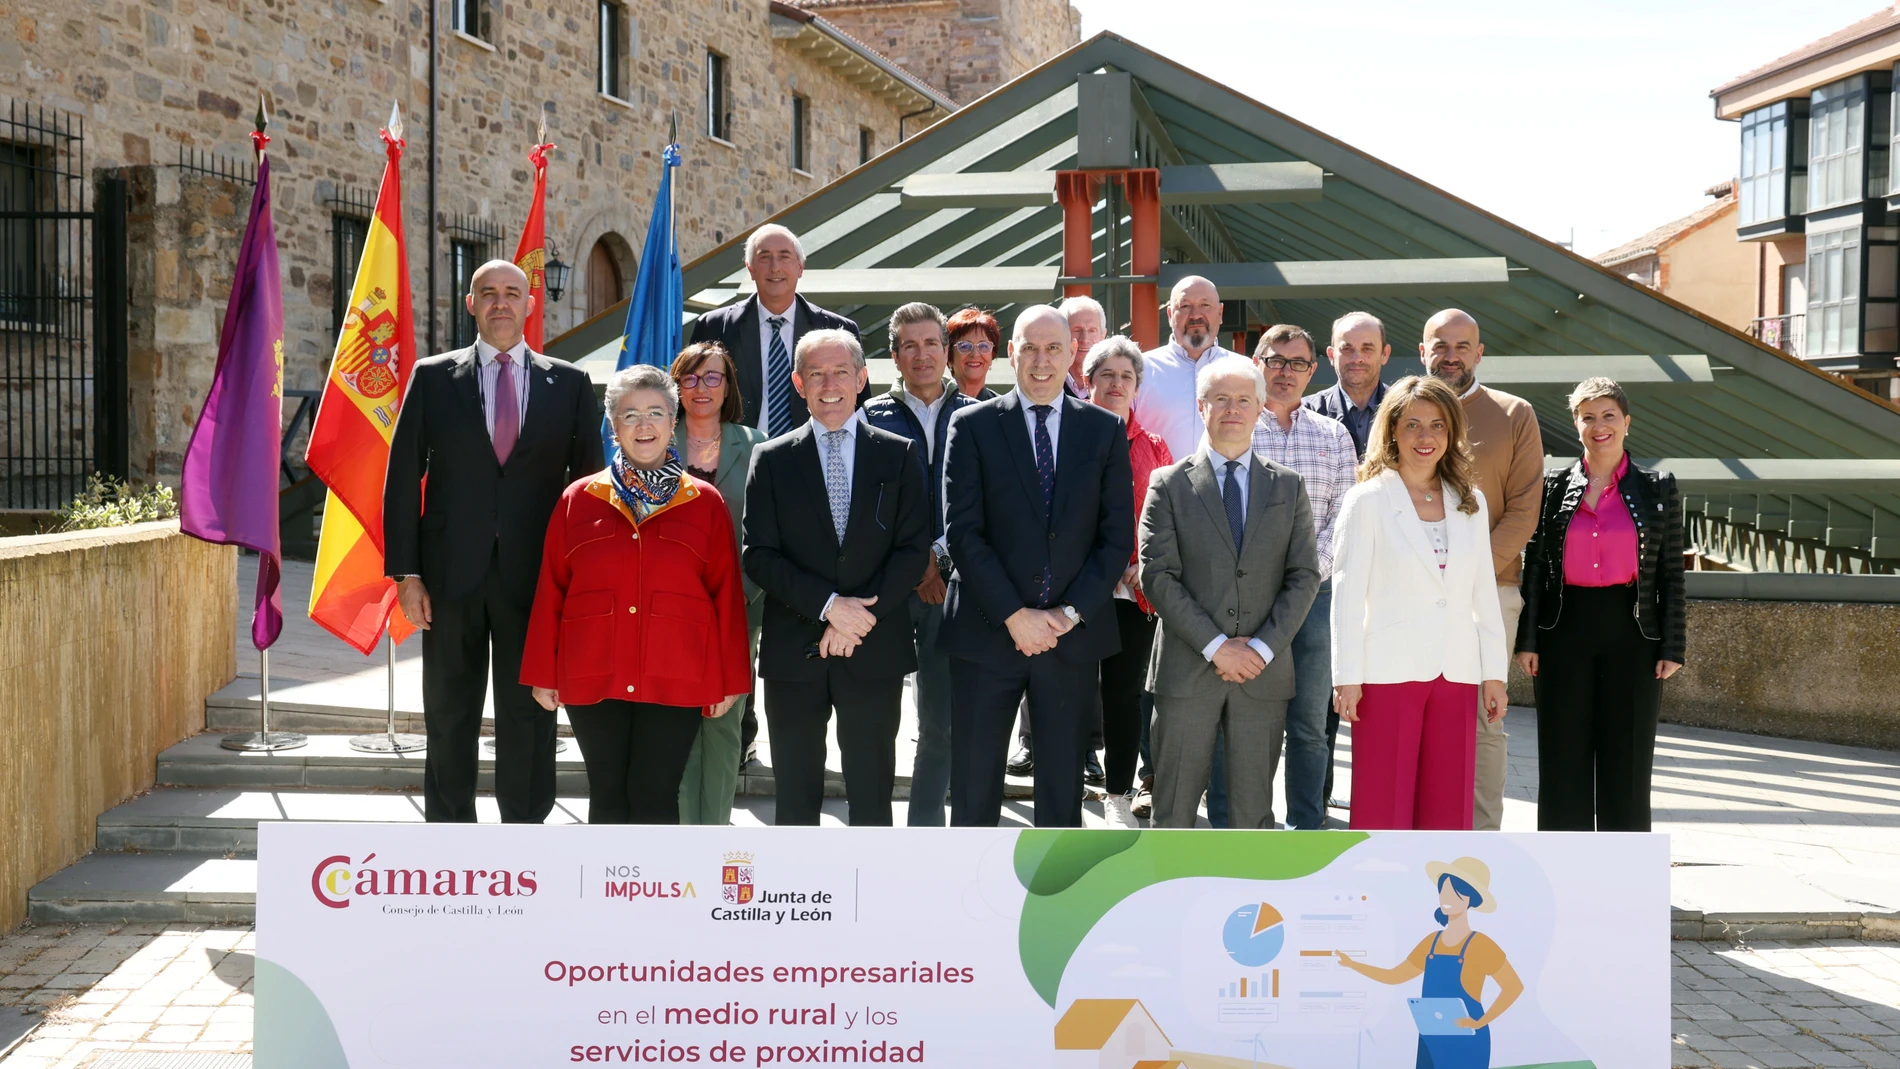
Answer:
[{"left": 522, "top": 363, "right": 750, "bottom": 824}]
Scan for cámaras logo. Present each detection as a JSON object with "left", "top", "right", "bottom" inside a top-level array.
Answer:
[{"left": 311, "top": 853, "right": 539, "bottom": 909}]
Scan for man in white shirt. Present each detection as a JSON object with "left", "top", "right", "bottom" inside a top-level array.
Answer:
[
  {"left": 1132, "top": 275, "right": 1240, "bottom": 459},
  {"left": 1138, "top": 356, "right": 1320, "bottom": 829},
  {"left": 1058, "top": 294, "right": 1107, "bottom": 400}
]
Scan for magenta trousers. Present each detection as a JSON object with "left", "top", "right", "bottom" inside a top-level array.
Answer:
[{"left": 1349, "top": 676, "right": 1478, "bottom": 830}]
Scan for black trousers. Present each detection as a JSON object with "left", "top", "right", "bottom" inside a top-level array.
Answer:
[
  {"left": 1534, "top": 584, "right": 1663, "bottom": 832},
  {"left": 420, "top": 547, "right": 557, "bottom": 823},
  {"left": 951, "top": 652, "right": 1094, "bottom": 828},
  {"left": 566, "top": 700, "right": 703, "bottom": 824},
  {"left": 764, "top": 666, "right": 904, "bottom": 826},
  {"left": 1098, "top": 599, "right": 1156, "bottom": 795}
]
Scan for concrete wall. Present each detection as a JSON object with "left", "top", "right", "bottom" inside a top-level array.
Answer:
[
  {"left": 807, "top": 0, "right": 1080, "bottom": 104},
  {"left": 1508, "top": 596, "right": 1900, "bottom": 753},
  {"left": 1659, "top": 201, "right": 1757, "bottom": 333},
  {"left": 0, "top": 522, "right": 235, "bottom": 932}
]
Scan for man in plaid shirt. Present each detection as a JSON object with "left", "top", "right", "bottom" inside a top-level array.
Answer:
[{"left": 1206, "top": 324, "right": 1356, "bottom": 830}]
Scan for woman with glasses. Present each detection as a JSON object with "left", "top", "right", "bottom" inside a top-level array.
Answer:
[
  {"left": 946, "top": 306, "right": 1001, "bottom": 400},
  {"left": 670, "top": 342, "right": 768, "bottom": 825},
  {"left": 521, "top": 364, "right": 751, "bottom": 824}
]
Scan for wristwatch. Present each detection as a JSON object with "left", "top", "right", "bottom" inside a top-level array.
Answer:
[
  {"left": 1060, "top": 604, "right": 1081, "bottom": 625},
  {"left": 935, "top": 547, "right": 954, "bottom": 578}
]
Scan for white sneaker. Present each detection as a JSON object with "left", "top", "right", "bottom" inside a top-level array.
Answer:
[{"left": 1103, "top": 791, "right": 1142, "bottom": 828}]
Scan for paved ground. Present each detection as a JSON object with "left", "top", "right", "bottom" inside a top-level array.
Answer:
[{"left": 1, "top": 923, "right": 1896, "bottom": 1068}]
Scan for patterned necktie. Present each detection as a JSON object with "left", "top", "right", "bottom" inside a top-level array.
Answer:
[
  {"left": 1032, "top": 405, "right": 1055, "bottom": 604},
  {"left": 823, "top": 428, "right": 850, "bottom": 544},
  {"left": 766, "top": 315, "right": 794, "bottom": 436},
  {"left": 492, "top": 350, "right": 519, "bottom": 465},
  {"left": 1223, "top": 459, "right": 1245, "bottom": 551}
]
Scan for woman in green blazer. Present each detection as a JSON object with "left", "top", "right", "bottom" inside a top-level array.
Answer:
[{"left": 671, "top": 342, "right": 768, "bottom": 825}]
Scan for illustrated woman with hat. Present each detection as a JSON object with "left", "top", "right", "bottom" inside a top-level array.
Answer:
[{"left": 1335, "top": 857, "right": 1525, "bottom": 1068}]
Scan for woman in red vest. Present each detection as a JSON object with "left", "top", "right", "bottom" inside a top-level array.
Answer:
[{"left": 521, "top": 363, "right": 750, "bottom": 824}]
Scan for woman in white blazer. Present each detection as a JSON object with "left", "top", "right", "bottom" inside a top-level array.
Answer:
[{"left": 1329, "top": 375, "right": 1509, "bottom": 830}]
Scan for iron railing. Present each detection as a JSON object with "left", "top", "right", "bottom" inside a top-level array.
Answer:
[{"left": 1750, "top": 312, "right": 1806, "bottom": 358}]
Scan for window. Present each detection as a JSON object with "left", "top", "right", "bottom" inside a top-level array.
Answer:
[
  {"left": 859, "top": 127, "right": 873, "bottom": 165},
  {"left": 1810, "top": 77, "right": 1868, "bottom": 211},
  {"left": 329, "top": 213, "right": 371, "bottom": 334},
  {"left": 791, "top": 94, "right": 809, "bottom": 172},
  {"left": 1807, "top": 225, "right": 1861, "bottom": 357},
  {"left": 706, "top": 51, "right": 729, "bottom": 141},
  {"left": 449, "top": 239, "right": 484, "bottom": 348},
  {"left": 1739, "top": 102, "right": 1805, "bottom": 227},
  {"left": 452, "top": 0, "right": 491, "bottom": 42},
  {"left": 598, "top": 0, "right": 623, "bottom": 99},
  {"left": 0, "top": 142, "right": 43, "bottom": 324}
]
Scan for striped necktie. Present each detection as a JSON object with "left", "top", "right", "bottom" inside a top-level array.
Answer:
[{"left": 766, "top": 315, "right": 794, "bottom": 435}]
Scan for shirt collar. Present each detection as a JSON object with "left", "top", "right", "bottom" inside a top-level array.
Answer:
[
  {"left": 1202, "top": 441, "right": 1253, "bottom": 473},
  {"left": 476, "top": 338, "right": 528, "bottom": 365},
  {"left": 896, "top": 378, "right": 952, "bottom": 409},
  {"left": 1582, "top": 452, "right": 1629, "bottom": 483},
  {"left": 1171, "top": 340, "right": 1226, "bottom": 365},
  {"left": 808, "top": 413, "right": 860, "bottom": 438},
  {"left": 1338, "top": 379, "right": 1385, "bottom": 413},
  {"left": 1460, "top": 380, "right": 1481, "bottom": 401},
  {"left": 1012, "top": 387, "right": 1062, "bottom": 412}
]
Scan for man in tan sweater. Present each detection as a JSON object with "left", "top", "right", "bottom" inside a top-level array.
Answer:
[{"left": 1422, "top": 309, "right": 1543, "bottom": 831}]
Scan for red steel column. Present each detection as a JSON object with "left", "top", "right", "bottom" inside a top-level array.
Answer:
[
  {"left": 1125, "top": 168, "right": 1162, "bottom": 350},
  {"left": 1056, "top": 171, "right": 1099, "bottom": 299}
]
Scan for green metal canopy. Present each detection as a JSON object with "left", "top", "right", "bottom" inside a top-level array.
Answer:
[{"left": 552, "top": 32, "right": 1900, "bottom": 571}]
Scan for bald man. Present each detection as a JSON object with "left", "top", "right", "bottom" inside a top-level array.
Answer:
[
  {"left": 1132, "top": 276, "right": 1242, "bottom": 459},
  {"left": 1304, "top": 310, "right": 1392, "bottom": 460},
  {"left": 385, "top": 259, "right": 605, "bottom": 823},
  {"left": 1421, "top": 308, "right": 1543, "bottom": 832}
]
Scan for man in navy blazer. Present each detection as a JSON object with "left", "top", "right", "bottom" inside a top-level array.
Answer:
[
  {"left": 687, "top": 224, "right": 863, "bottom": 436},
  {"left": 939, "top": 304, "right": 1134, "bottom": 827}
]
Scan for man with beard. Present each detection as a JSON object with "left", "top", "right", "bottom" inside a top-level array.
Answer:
[
  {"left": 1133, "top": 276, "right": 1241, "bottom": 461},
  {"left": 1422, "top": 307, "right": 1542, "bottom": 832},
  {"left": 1303, "top": 310, "right": 1391, "bottom": 461}
]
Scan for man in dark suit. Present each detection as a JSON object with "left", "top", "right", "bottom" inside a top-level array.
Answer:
[
  {"left": 742, "top": 329, "right": 929, "bottom": 826},
  {"left": 940, "top": 305, "right": 1134, "bottom": 828},
  {"left": 384, "top": 260, "right": 603, "bottom": 823},
  {"left": 687, "top": 223, "right": 862, "bottom": 436}
]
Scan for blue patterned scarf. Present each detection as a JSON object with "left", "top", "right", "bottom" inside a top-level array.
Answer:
[{"left": 609, "top": 446, "right": 686, "bottom": 519}]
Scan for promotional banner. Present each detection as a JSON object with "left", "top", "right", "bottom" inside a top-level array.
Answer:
[{"left": 257, "top": 825, "right": 1668, "bottom": 1069}]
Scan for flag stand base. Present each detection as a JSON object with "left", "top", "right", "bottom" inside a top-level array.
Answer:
[
  {"left": 351, "top": 732, "right": 427, "bottom": 753},
  {"left": 221, "top": 731, "right": 307, "bottom": 752}
]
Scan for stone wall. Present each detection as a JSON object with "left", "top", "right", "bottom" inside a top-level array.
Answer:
[
  {"left": 799, "top": 0, "right": 1080, "bottom": 104},
  {"left": 0, "top": 522, "right": 235, "bottom": 932},
  {"left": 2, "top": 0, "right": 962, "bottom": 486}
]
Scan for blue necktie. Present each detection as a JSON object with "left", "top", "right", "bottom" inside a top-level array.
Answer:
[
  {"left": 766, "top": 315, "right": 793, "bottom": 435},
  {"left": 1032, "top": 404, "right": 1055, "bottom": 604},
  {"left": 1223, "top": 459, "right": 1245, "bottom": 552}
]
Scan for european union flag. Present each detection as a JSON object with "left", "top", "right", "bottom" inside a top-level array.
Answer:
[{"left": 603, "top": 140, "right": 683, "bottom": 457}]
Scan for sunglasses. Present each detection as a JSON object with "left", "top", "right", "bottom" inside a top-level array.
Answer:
[{"left": 678, "top": 370, "right": 725, "bottom": 389}]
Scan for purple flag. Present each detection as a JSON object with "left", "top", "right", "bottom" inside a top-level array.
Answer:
[{"left": 180, "top": 150, "right": 284, "bottom": 650}]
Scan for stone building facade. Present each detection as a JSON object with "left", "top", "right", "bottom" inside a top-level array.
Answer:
[
  {"left": 788, "top": 0, "right": 1082, "bottom": 105},
  {"left": 0, "top": 0, "right": 1083, "bottom": 491}
]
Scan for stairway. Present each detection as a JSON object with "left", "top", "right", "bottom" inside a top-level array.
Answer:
[{"left": 25, "top": 687, "right": 1024, "bottom": 925}]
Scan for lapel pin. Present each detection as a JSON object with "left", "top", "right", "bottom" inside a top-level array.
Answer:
[{"left": 546, "top": 376, "right": 554, "bottom": 384}]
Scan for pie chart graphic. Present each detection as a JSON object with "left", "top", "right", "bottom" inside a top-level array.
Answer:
[{"left": 1222, "top": 902, "right": 1286, "bottom": 967}]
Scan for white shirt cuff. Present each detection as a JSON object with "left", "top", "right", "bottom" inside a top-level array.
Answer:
[
  {"left": 820, "top": 593, "right": 839, "bottom": 621},
  {"left": 1247, "top": 638, "right": 1274, "bottom": 665},
  {"left": 1201, "top": 635, "right": 1226, "bottom": 662}
]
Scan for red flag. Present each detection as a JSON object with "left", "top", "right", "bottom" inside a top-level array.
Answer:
[
  {"left": 305, "top": 107, "right": 418, "bottom": 653},
  {"left": 514, "top": 140, "right": 555, "bottom": 352}
]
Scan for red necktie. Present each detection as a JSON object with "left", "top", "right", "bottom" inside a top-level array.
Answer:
[{"left": 493, "top": 350, "right": 519, "bottom": 464}]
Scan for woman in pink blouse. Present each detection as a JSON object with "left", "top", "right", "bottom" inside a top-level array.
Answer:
[{"left": 1515, "top": 377, "right": 1685, "bottom": 832}]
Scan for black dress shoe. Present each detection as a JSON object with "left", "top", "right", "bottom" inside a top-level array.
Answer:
[
  {"left": 739, "top": 741, "right": 758, "bottom": 773},
  {"left": 1083, "top": 750, "right": 1106, "bottom": 787},
  {"left": 1005, "top": 745, "right": 1034, "bottom": 777}
]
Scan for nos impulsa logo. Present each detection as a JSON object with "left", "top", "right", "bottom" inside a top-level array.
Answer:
[{"left": 311, "top": 853, "right": 540, "bottom": 909}]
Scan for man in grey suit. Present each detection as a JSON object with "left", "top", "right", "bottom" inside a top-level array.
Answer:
[{"left": 1139, "top": 355, "right": 1321, "bottom": 829}]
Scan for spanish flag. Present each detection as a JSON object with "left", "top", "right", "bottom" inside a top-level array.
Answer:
[
  {"left": 513, "top": 137, "right": 554, "bottom": 352},
  {"left": 304, "top": 104, "right": 417, "bottom": 654}
]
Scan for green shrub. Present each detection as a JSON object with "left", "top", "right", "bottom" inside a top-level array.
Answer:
[{"left": 52, "top": 475, "right": 179, "bottom": 532}]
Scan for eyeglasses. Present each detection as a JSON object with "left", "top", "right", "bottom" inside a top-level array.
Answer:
[
  {"left": 614, "top": 408, "right": 672, "bottom": 427},
  {"left": 678, "top": 370, "right": 724, "bottom": 389},
  {"left": 954, "top": 340, "right": 995, "bottom": 357},
  {"left": 1261, "top": 356, "right": 1315, "bottom": 372}
]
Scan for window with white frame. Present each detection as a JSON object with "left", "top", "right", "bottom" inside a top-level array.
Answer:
[
  {"left": 1807, "top": 225, "right": 1862, "bottom": 357},
  {"left": 792, "top": 94, "right": 809, "bottom": 172},
  {"left": 1739, "top": 103, "right": 1790, "bottom": 225},
  {"left": 452, "top": 0, "right": 491, "bottom": 42},
  {"left": 598, "top": 1, "right": 624, "bottom": 99},
  {"left": 1810, "top": 78, "right": 1866, "bottom": 212}
]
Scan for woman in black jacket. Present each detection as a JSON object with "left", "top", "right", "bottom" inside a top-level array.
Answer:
[{"left": 1515, "top": 376, "right": 1684, "bottom": 832}]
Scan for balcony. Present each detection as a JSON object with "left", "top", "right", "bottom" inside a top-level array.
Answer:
[{"left": 1751, "top": 313, "right": 1806, "bottom": 358}]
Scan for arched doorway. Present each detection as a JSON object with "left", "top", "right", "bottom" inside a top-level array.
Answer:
[{"left": 587, "top": 234, "right": 631, "bottom": 319}]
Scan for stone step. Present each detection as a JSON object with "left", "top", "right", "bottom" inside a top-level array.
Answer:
[
  {"left": 95, "top": 787, "right": 598, "bottom": 853},
  {"left": 204, "top": 677, "right": 574, "bottom": 737},
  {"left": 152, "top": 732, "right": 986, "bottom": 799},
  {"left": 28, "top": 852, "right": 258, "bottom": 925}
]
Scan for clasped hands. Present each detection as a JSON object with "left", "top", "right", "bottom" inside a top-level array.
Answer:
[
  {"left": 1211, "top": 638, "right": 1266, "bottom": 684},
  {"left": 1004, "top": 606, "right": 1075, "bottom": 656},
  {"left": 818, "top": 595, "right": 879, "bottom": 658}
]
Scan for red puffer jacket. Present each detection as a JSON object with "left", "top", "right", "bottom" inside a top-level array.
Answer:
[{"left": 520, "top": 470, "right": 750, "bottom": 709}]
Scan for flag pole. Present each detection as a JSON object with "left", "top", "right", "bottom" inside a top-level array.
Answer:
[
  {"left": 220, "top": 92, "right": 305, "bottom": 753},
  {"left": 348, "top": 629, "right": 426, "bottom": 752}
]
